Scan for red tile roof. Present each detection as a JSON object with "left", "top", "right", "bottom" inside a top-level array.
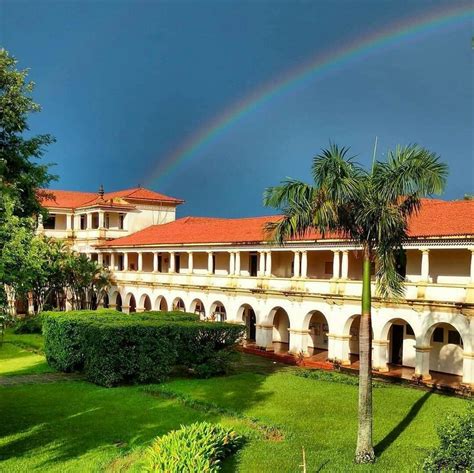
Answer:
[
  {"left": 39, "top": 187, "right": 184, "bottom": 209},
  {"left": 101, "top": 199, "right": 474, "bottom": 247}
]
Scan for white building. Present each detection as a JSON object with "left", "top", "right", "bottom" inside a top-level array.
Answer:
[{"left": 40, "top": 187, "right": 474, "bottom": 387}]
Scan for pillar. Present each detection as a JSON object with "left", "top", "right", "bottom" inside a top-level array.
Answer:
[
  {"left": 137, "top": 252, "right": 143, "bottom": 272},
  {"left": 207, "top": 251, "right": 213, "bottom": 274},
  {"left": 98, "top": 210, "right": 105, "bottom": 229},
  {"left": 462, "top": 352, "right": 474, "bottom": 386},
  {"left": 153, "top": 252, "right": 159, "bottom": 273},
  {"left": 288, "top": 329, "right": 310, "bottom": 356},
  {"left": 414, "top": 346, "right": 432, "bottom": 380},
  {"left": 301, "top": 250, "right": 308, "bottom": 278},
  {"left": 332, "top": 250, "right": 340, "bottom": 279},
  {"left": 123, "top": 253, "right": 129, "bottom": 271},
  {"left": 86, "top": 213, "right": 93, "bottom": 229},
  {"left": 188, "top": 252, "right": 193, "bottom": 274},
  {"left": 469, "top": 248, "right": 474, "bottom": 284},
  {"left": 256, "top": 324, "right": 273, "bottom": 350},
  {"left": 372, "top": 339, "right": 389, "bottom": 372},
  {"left": 97, "top": 253, "right": 104, "bottom": 266},
  {"left": 169, "top": 252, "right": 175, "bottom": 273},
  {"left": 66, "top": 213, "right": 72, "bottom": 230},
  {"left": 110, "top": 253, "right": 115, "bottom": 271},
  {"left": 229, "top": 252, "right": 235, "bottom": 275},
  {"left": 258, "top": 251, "right": 265, "bottom": 276},
  {"left": 265, "top": 251, "right": 272, "bottom": 277},
  {"left": 327, "top": 334, "right": 351, "bottom": 365},
  {"left": 235, "top": 251, "right": 241, "bottom": 276},
  {"left": 293, "top": 251, "right": 300, "bottom": 278},
  {"left": 341, "top": 250, "right": 349, "bottom": 280},
  {"left": 421, "top": 249, "right": 430, "bottom": 282}
]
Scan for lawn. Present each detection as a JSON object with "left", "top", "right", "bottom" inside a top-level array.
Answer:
[{"left": 0, "top": 333, "right": 469, "bottom": 472}]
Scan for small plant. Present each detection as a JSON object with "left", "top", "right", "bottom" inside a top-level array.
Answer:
[
  {"left": 13, "top": 314, "right": 43, "bottom": 334},
  {"left": 423, "top": 405, "right": 473, "bottom": 472},
  {"left": 142, "top": 422, "right": 243, "bottom": 472}
]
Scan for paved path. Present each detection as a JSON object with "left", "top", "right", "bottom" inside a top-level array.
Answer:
[{"left": 0, "top": 372, "right": 85, "bottom": 386}]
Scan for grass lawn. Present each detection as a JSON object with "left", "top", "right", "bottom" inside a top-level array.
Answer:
[{"left": 0, "top": 334, "right": 469, "bottom": 472}]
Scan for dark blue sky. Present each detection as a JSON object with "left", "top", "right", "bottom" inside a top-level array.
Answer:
[{"left": 2, "top": 0, "right": 473, "bottom": 217}]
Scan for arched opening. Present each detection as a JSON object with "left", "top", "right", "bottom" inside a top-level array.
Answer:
[
  {"left": 346, "top": 315, "right": 374, "bottom": 364},
  {"left": 270, "top": 307, "right": 290, "bottom": 353},
  {"left": 102, "top": 292, "right": 109, "bottom": 309},
  {"left": 427, "top": 323, "right": 464, "bottom": 376},
  {"left": 140, "top": 294, "right": 152, "bottom": 312},
  {"left": 190, "top": 299, "right": 206, "bottom": 318},
  {"left": 238, "top": 304, "right": 257, "bottom": 342},
  {"left": 115, "top": 293, "right": 122, "bottom": 312},
  {"left": 307, "top": 311, "right": 329, "bottom": 359},
  {"left": 384, "top": 319, "right": 416, "bottom": 367},
  {"left": 154, "top": 296, "right": 168, "bottom": 311},
  {"left": 210, "top": 301, "right": 226, "bottom": 322},
  {"left": 172, "top": 297, "right": 186, "bottom": 312},
  {"left": 127, "top": 294, "right": 136, "bottom": 313}
]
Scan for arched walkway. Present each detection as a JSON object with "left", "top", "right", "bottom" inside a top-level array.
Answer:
[
  {"left": 270, "top": 307, "right": 290, "bottom": 353},
  {"left": 210, "top": 301, "right": 226, "bottom": 322},
  {"left": 306, "top": 310, "right": 329, "bottom": 358},
  {"left": 115, "top": 293, "right": 122, "bottom": 312},
  {"left": 172, "top": 297, "right": 186, "bottom": 312},
  {"left": 102, "top": 292, "right": 109, "bottom": 309},
  {"left": 237, "top": 304, "right": 257, "bottom": 341},
  {"left": 126, "top": 293, "right": 136, "bottom": 313},
  {"left": 426, "top": 323, "right": 464, "bottom": 377},
  {"left": 154, "top": 296, "right": 168, "bottom": 311},
  {"left": 344, "top": 314, "right": 374, "bottom": 364},
  {"left": 190, "top": 298, "right": 206, "bottom": 318},
  {"left": 139, "top": 294, "right": 152, "bottom": 312}
]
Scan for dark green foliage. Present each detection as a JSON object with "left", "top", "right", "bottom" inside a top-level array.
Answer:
[
  {"left": 423, "top": 405, "right": 473, "bottom": 472},
  {"left": 142, "top": 421, "right": 243, "bottom": 472},
  {"left": 13, "top": 315, "right": 42, "bottom": 334},
  {"left": 42, "top": 310, "right": 244, "bottom": 386}
]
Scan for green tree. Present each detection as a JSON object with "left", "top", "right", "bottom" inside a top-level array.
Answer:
[
  {"left": 0, "top": 48, "right": 56, "bottom": 217},
  {"left": 264, "top": 143, "right": 447, "bottom": 463}
]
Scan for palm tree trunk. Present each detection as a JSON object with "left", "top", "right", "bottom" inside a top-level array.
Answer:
[{"left": 355, "top": 248, "right": 375, "bottom": 463}]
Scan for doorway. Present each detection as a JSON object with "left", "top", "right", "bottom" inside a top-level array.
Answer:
[
  {"left": 250, "top": 253, "right": 258, "bottom": 277},
  {"left": 390, "top": 324, "right": 404, "bottom": 365}
]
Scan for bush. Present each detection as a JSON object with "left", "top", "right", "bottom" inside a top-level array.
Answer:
[
  {"left": 423, "top": 405, "right": 473, "bottom": 472},
  {"left": 13, "top": 315, "right": 43, "bottom": 334},
  {"left": 42, "top": 310, "right": 244, "bottom": 386},
  {"left": 143, "top": 422, "right": 243, "bottom": 472}
]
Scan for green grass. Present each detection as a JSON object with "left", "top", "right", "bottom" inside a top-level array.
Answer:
[{"left": 0, "top": 337, "right": 469, "bottom": 472}]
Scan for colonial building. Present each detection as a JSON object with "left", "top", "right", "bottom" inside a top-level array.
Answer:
[{"left": 40, "top": 187, "right": 474, "bottom": 387}]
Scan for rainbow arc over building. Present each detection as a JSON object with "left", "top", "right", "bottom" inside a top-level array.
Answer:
[{"left": 146, "top": 3, "right": 473, "bottom": 184}]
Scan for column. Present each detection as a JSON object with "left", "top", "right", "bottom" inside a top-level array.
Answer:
[
  {"left": 462, "top": 352, "right": 474, "bottom": 386},
  {"left": 288, "top": 328, "right": 310, "bottom": 356},
  {"left": 327, "top": 334, "right": 351, "bottom": 365},
  {"left": 66, "top": 213, "right": 72, "bottom": 231},
  {"left": 341, "top": 250, "right": 349, "bottom": 280},
  {"left": 469, "top": 248, "right": 474, "bottom": 284},
  {"left": 207, "top": 251, "right": 213, "bottom": 274},
  {"left": 137, "top": 252, "right": 143, "bottom": 272},
  {"left": 98, "top": 210, "right": 105, "bottom": 229},
  {"left": 414, "top": 346, "right": 432, "bottom": 380},
  {"left": 421, "top": 248, "right": 430, "bottom": 282},
  {"left": 123, "top": 253, "right": 129, "bottom": 271},
  {"left": 293, "top": 251, "right": 300, "bottom": 278},
  {"left": 74, "top": 214, "right": 81, "bottom": 230},
  {"left": 258, "top": 251, "right": 265, "bottom": 276},
  {"left": 97, "top": 253, "right": 104, "bottom": 266},
  {"left": 332, "top": 250, "right": 340, "bottom": 279},
  {"left": 372, "top": 339, "right": 389, "bottom": 372},
  {"left": 255, "top": 324, "right": 274, "bottom": 350},
  {"left": 188, "top": 252, "right": 194, "bottom": 274},
  {"left": 265, "top": 251, "right": 272, "bottom": 277},
  {"left": 86, "top": 213, "right": 93, "bottom": 229},
  {"left": 300, "top": 250, "right": 308, "bottom": 278},
  {"left": 229, "top": 252, "right": 235, "bottom": 275},
  {"left": 235, "top": 251, "right": 241, "bottom": 276},
  {"left": 110, "top": 253, "right": 115, "bottom": 270},
  {"left": 153, "top": 252, "right": 159, "bottom": 273},
  {"left": 169, "top": 252, "right": 175, "bottom": 273}
]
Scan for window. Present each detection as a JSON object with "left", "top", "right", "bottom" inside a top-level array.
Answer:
[
  {"left": 80, "top": 214, "right": 87, "bottom": 230},
  {"left": 448, "top": 330, "right": 462, "bottom": 346},
  {"left": 432, "top": 327, "right": 444, "bottom": 343},
  {"left": 43, "top": 215, "right": 56, "bottom": 230},
  {"left": 405, "top": 324, "right": 415, "bottom": 336},
  {"left": 104, "top": 213, "right": 110, "bottom": 229},
  {"left": 119, "top": 214, "right": 125, "bottom": 230},
  {"left": 92, "top": 213, "right": 99, "bottom": 229},
  {"left": 324, "top": 262, "right": 333, "bottom": 275}
]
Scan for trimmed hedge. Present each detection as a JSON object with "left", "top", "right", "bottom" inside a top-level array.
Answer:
[
  {"left": 143, "top": 422, "right": 243, "bottom": 472},
  {"left": 42, "top": 310, "right": 244, "bottom": 386},
  {"left": 13, "top": 315, "right": 43, "bottom": 334}
]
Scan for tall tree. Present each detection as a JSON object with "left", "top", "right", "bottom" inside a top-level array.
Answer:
[
  {"left": 0, "top": 48, "right": 56, "bottom": 217},
  {"left": 264, "top": 143, "right": 447, "bottom": 463}
]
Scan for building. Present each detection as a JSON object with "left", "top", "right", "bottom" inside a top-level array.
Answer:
[{"left": 39, "top": 187, "right": 474, "bottom": 387}]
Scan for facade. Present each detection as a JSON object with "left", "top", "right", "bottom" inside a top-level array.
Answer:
[{"left": 40, "top": 187, "right": 474, "bottom": 387}]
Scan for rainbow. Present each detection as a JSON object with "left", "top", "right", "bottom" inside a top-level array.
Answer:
[{"left": 146, "top": 3, "right": 473, "bottom": 184}]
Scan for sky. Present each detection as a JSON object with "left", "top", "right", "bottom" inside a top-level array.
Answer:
[{"left": 1, "top": 0, "right": 473, "bottom": 218}]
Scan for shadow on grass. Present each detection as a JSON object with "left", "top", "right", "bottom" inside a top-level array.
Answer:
[{"left": 375, "top": 390, "right": 433, "bottom": 455}]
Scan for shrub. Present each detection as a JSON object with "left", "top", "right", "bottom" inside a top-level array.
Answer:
[
  {"left": 42, "top": 310, "right": 244, "bottom": 386},
  {"left": 13, "top": 315, "right": 43, "bottom": 334},
  {"left": 143, "top": 422, "right": 243, "bottom": 472},
  {"left": 423, "top": 404, "right": 473, "bottom": 472}
]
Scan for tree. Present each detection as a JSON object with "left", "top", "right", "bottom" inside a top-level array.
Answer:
[
  {"left": 264, "top": 143, "right": 447, "bottom": 463},
  {"left": 0, "top": 48, "right": 56, "bottom": 218}
]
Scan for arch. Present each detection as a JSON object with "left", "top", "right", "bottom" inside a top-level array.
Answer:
[
  {"left": 139, "top": 294, "right": 152, "bottom": 312},
  {"left": 306, "top": 310, "right": 330, "bottom": 356},
  {"left": 190, "top": 298, "right": 206, "bottom": 318},
  {"left": 102, "top": 292, "right": 109, "bottom": 309},
  {"left": 378, "top": 318, "right": 417, "bottom": 367},
  {"left": 269, "top": 306, "right": 290, "bottom": 349},
  {"left": 237, "top": 304, "right": 257, "bottom": 341},
  {"left": 115, "top": 293, "right": 123, "bottom": 312},
  {"left": 344, "top": 314, "right": 373, "bottom": 361},
  {"left": 425, "top": 322, "right": 464, "bottom": 376},
  {"left": 210, "top": 301, "right": 227, "bottom": 322},
  {"left": 154, "top": 295, "right": 169, "bottom": 311},
  {"left": 172, "top": 297, "right": 186, "bottom": 312},
  {"left": 125, "top": 293, "right": 136, "bottom": 313}
]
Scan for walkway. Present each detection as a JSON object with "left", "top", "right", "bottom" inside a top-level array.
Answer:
[{"left": 0, "top": 372, "right": 85, "bottom": 387}]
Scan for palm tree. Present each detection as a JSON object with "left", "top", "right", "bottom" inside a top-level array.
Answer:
[{"left": 264, "top": 143, "right": 447, "bottom": 463}]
